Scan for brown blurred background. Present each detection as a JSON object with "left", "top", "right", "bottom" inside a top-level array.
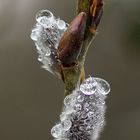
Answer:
[{"left": 0, "top": 0, "right": 140, "bottom": 139}]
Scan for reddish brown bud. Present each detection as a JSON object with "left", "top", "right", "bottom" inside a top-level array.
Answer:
[
  {"left": 89, "top": 0, "right": 103, "bottom": 34},
  {"left": 58, "top": 12, "right": 87, "bottom": 67}
]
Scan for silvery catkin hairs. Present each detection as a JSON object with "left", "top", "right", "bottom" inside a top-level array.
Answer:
[{"left": 51, "top": 77, "right": 110, "bottom": 140}]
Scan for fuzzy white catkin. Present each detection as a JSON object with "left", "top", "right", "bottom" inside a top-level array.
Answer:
[
  {"left": 30, "top": 10, "right": 68, "bottom": 74},
  {"left": 51, "top": 77, "right": 110, "bottom": 140}
]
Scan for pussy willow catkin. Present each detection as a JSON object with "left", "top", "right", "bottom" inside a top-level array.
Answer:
[
  {"left": 51, "top": 77, "right": 110, "bottom": 140},
  {"left": 31, "top": 10, "right": 68, "bottom": 74}
]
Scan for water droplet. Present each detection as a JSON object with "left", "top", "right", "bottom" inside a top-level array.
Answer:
[
  {"left": 37, "top": 17, "right": 52, "bottom": 28},
  {"left": 74, "top": 104, "right": 82, "bottom": 111},
  {"left": 64, "top": 94, "right": 76, "bottom": 107},
  {"left": 89, "top": 95, "right": 93, "bottom": 100},
  {"left": 36, "top": 23, "right": 43, "bottom": 29},
  {"left": 61, "top": 119, "right": 72, "bottom": 131},
  {"left": 88, "top": 111, "right": 94, "bottom": 118},
  {"left": 60, "top": 112, "right": 67, "bottom": 121},
  {"left": 94, "top": 78, "right": 110, "bottom": 95},
  {"left": 80, "top": 77, "right": 97, "bottom": 95},
  {"left": 64, "top": 94, "right": 72, "bottom": 106},
  {"left": 35, "top": 41, "right": 43, "bottom": 51},
  {"left": 38, "top": 55, "right": 43, "bottom": 62},
  {"left": 64, "top": 107, "right": 74, "bottom": 115},
  {"left": 77, "top": 95, "right": 84, "bottom": 102},
  {"left": 79, "top": 126, "right": 84, "bottom": 131},
  {"left": 43, "top": 57, "right": 53, "bottom": 67},
  {"left": 30, "top": 28, "right": 40, "bottom": 41},
  {"left": 36, "top": 10, "right": 54, "bottom": 28},
  {"left": 51, "top": 124, "right": 62, "bottom": 138},
  {"left": 81, "top": 112, "right": 88, "bottom": 119},
  {"left": 86, "top": 125, "right": 92, "bottom": 131},
  {"left": 75, "top": 111, "right": 81, "bottom": 118},
  {"left": 84, "top": 102, "right": 89, "bottom": 108},
  {"left": 84, "top": 103, "right": 90, "bottom": 112},
  {"left": 36, "top": 10, "right": 54, "bottom": 22},
  {"left": 102, "top": 101, "right": 105, "bottom": 105},
  {"left": 45, "top": 47, "right": 51, "bottom": 56},
  {"left": 57, "top": 20, "right": 66, "bottom": 30}
]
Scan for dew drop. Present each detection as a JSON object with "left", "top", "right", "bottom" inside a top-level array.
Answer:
[
  {"left": 80, "top": 77, "right": 97, "bottom": 95},
  {"left": 51, "top": 124, "right": 62, "bottom": 138},
  {"left": 36, "top": 10, "right": 54, "bottom": 22},
  {"left": 38, "top": 55, "right": 43, "bottom": 62},
  {"left": 30, "top": 28, "right": 40, "bottom": 41},
  {"left": 64, "top": 107, "right": 74, "bottom": 115},
  {"left": 48, "top": 61, "right": 53, "bottom": 66},
  {"left": 60, "top": 112, "right": 67, "bottom": 122},
  {"left": 45, "top": 47, "right": 51, "bottom": 56},
  {"left": 88, "top": 111, "right": 94, "bottom": 118},
  {"left": 64, "top": 94, "right": 76, "bottom": 107},
  {"left": 81, "top": 112, "right": 88, "bottom": 119},
  {"left": 77, "top": 95, "right": 84, "bottom": 102},
  {"left": 35, "top": 41, "right": 44, "bottom": 51},
  {"left": 57, "top": 20, "right": 66, "bottom": 30},
  {"left": 94, "top": 78, "right": 110, "bottom": 95},
  {"left": 84, "top": 103, "right": 90, "bottom": 112},
  {"left": 84, "top": 102, "right": 89, "bottom": 108},
  {"left": 75, "top": 111, "right": 81, "bottom": 118},
  {"left": 36, "top": 10, "right": 54, "bottom": 28},
  {"left": 74, "top": 104, "right": 82, "bottom": 111},
  {"left": 38, "top": 17, "right": 52, "bottom": 28},
  {"left": 86, "top": 125, "right": 92, "bottom": 131},
  {"left": 64, "top": 94, "right": 72, "bottom": 106},
  {"left": 79, "top": 126, "right": 84, "bottom": 131},
  {"left": 89, "top": 95, "right": 93, "bottom": 100},
  {"left": 61, "top": 119, "right": 72, "bottom": 131}
]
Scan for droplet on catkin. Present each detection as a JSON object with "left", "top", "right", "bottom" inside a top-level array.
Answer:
[
  {"left": 61, "top": 119, "right": 72, "bottom": 131},
  {"left": 38, "top": 55, "right": 43, "bottom": 62},
  {"left": 36, "top": 10, "right": 54, "bottom": 28},
  {"left": 74, "top": 104, "right": 82, "bottom": 111},
  {"left": 51, "top": 124, "right": 62, "bottom": 138},
  {"left": 56, "top": 20, "right": 66, "bottom": 30},
  {"left": 77, "top": 95, "right": 84, "bottom": 102},
  {"left": 95, "top": 78, "right": 110, "bottom": 95},
  {"left": 80, "top": 77, "right": 97, "bottom": 95},
  {"left": 64, "top": 94, "right": 72, "bottom": 106},
  {"left": 30, "top": 28, "right": 40, "bottom": 41},
  {"left": 45, "top": 47, "right": 51, "bottom": 56}
]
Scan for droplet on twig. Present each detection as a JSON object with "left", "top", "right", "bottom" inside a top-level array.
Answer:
[
  {"left": 51, "top": 124, "right": 63, "bottom": 138},
  {"left": 94, "top": 78, "right": 110, "bottom": 95}
]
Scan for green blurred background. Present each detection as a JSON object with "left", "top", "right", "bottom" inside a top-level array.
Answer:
[{"left": 0, "top": 0, "right": 140, "bottom": 139}]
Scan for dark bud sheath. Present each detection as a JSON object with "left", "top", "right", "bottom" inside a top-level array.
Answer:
[
  {"left": 58, "top": 12, "right": 87, "bottom": 67},
  {"left": 89, "top": 0, "right": 103, "bottom": 34}
]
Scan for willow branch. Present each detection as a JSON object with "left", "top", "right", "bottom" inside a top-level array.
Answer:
[{"left": 58, "top": 0, "right": 104, "bottom": 96}]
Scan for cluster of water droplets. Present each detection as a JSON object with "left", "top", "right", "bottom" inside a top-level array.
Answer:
[
  {"left": 30, "top": 10, "right": 68, "bottom": 73},
  {"left": 51, "top": 77, "right": 110, "bottom": 140}
]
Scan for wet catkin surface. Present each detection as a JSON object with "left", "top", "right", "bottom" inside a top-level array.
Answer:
[
  {"left": 51, "top": 77, "right": 110, "bottom": 139},
  {"left": 0, "top": 0, "right": 140, "bottom": 140}
]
